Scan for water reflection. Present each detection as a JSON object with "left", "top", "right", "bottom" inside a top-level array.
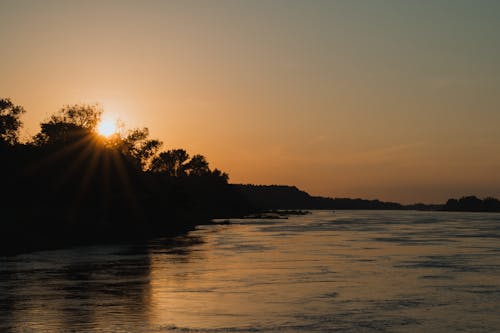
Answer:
[
  {"left": 1, "top": 211, "right": 500, "bottom": 332},
  {"left": 0, "top": 245, "right": 150, "bottom": 332}
]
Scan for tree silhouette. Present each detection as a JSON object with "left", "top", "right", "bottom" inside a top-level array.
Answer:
[
  {"left": 51, "top": 103, "right": 102, "bottom": 129},
  {"left": 33, "top": 104, "right": 102, "bottom": 146},
  {"left": 31, "top": 104, "right": 161, "bottom": 170},
  {"left": 0, "top": 98, "right": 250, "bottom": 255},
  {"left": 210, "top": 168, "right": 229, "bottom": 183},
  {"left": 117, "top": 128, "right": 162, "bottom": 170},
  {"left": 186, "top": 154, "right": 210, "bottom": 176},
  {"left": 150, "top": 149, "right": 190, "bottom": 176},
  {"left": 150, "top": 149, "right": 229, "bottom": 182},
  {"left": 0, "top": 98, "right": 25, "bottom": 145}
]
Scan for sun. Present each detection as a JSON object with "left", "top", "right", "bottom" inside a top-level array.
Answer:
[{"left": 97, "top": 118, "right": 117, "bottom": 137}]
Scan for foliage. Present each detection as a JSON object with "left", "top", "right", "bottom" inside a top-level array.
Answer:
[
  {"left": 150, "top": 149, "right": 190, "bottom": 176},
  {"left": 150, "top": 150, "right": 227, "bottom": 179},
  {"left": 186, "top": 154, "right": 210, "bottom": 176},
  {"left": 50, "top": 103, "right": 102, "bottom": 129},
  {"left": 0, "top": 98, "right": 25, "bottom": 144},
  {"left": 0, "top": 98, "right": 247, "bottom": 255},
  {"left": 444, "top": 196, "right": 500, "bottom": 212},
  {"left": 118, "top": 128, "right": 162, "bottom": 170},
  {"left": 33, "top": 104, "right": 102, "bottom": 145}
]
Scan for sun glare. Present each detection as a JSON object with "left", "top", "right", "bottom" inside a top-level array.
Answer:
[{"left": 97, "top": 118, "right": 117, "bottom": 137}]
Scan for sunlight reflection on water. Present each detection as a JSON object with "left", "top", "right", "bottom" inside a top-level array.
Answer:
[{"left": 1, "top": 210, "right": 500, "bottom": 332}]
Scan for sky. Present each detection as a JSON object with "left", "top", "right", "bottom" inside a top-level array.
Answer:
[{"left": 1, "top": 0, "right": 500, "bottom": 203}]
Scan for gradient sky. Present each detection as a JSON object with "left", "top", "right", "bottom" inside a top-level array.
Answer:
[{"left": 1, "top": 0, "right": 500, "bottom": 203}]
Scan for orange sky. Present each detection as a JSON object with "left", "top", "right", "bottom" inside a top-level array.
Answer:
[{"left": 2, "top": 1, "right": 500, "bottom": 203}]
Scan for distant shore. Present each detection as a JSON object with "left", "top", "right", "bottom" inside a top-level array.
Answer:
[{"left": 235, "top": 184, "right": 500, "bottom": 213}]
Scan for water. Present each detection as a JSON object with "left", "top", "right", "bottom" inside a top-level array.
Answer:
[{"left": 1, "top": 210, "right": 500, "bottom": 332}]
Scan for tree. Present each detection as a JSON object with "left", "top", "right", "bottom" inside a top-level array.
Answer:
[
  {"left": 50, "top": 103, "right": 102, "bottom": 129},
  {"left": 150, "top": 149, "right": 190, "bottom": 176},
  {"left": 211, "top": 168, "right": 229, "bottom": 183},
  {"left": 31, "top": 104, "right": 163, "bottom": 170},
  {"left": 33, "top": 104, "right": 103, "bottom": 145},
  {"left": 118, "top": 127, "right": 162, "bottom": 170},
  {"left": 0, "top": 98, "right": 25, "bottom": 145},
  {"left": 186, "top": 154, "right": 210, "bottom": 176}
]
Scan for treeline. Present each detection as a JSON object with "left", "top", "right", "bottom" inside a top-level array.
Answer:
[
  {"left": 235, "top": 185, "right": 403, "bottom": 210},
  {"left": 2, "top": 98, "right": 499, "bottom": 254},
  {"left": 443, "top": 196, "right": 500, "bottom": 212},
  {"left": 0, "top": 98, "right": 250, "bottom": 254},
  {"left": 235, "top": 185, "right": 500, "bottom": 212}
]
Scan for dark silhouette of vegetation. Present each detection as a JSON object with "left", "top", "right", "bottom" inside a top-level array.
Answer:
[
  {"left": 443, "top": 196, "right": 500, "bottom": 212},
  {"left": 0, "top": 99, "right": 249, "bottom": 255},
  {"left": 2, "top": 98, "right": 499, "bottom": 255},
  {"left": 235, "top": 185, "right": 403, "bottom": 210},
  {"left": 234, "top": 185, "right": 500, "bottom": 212},
  {"left": 0, "top": 98, "right": 25, "bottom": 145}
]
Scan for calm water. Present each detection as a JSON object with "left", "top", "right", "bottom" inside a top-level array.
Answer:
[{"left": 1, "top": 210, "right": 500, "bottom": 332}]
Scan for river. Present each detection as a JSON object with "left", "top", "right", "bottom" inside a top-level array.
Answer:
[{"left": 1, "top": 210, "right": 500, "bottom": 332}]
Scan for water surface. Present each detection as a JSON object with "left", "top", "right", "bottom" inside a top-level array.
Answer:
[{"left": 1, "top": 210, "right": 500, "bottom": 332}]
